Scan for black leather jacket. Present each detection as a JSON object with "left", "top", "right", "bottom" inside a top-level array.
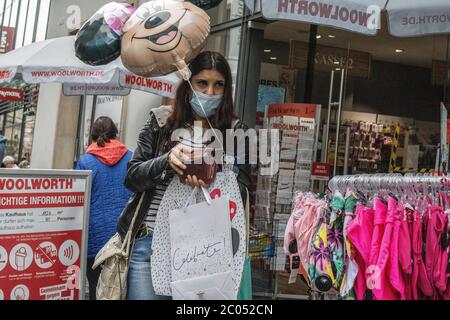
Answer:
[{"left": 117, "top": 110, "right": 252, "bottom": 242}]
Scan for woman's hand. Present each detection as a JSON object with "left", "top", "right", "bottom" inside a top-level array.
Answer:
[
  {"left": 168, "top": 143, "right": 210, "bottom": 189},
  {"left": 168, "top": 143, "right": 190, "bottom": 175},
  {"left": 185, "top": 175, "right": 209, "bottom": 189}
]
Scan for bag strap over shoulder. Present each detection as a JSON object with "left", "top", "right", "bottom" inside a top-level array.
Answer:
[{"left": 122, "top": 192, "right": 146, "bottom": 254}]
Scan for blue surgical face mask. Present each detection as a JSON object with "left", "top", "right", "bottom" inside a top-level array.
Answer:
[{"left": 189, "top": 90, "right": 223, "bottom": 118}]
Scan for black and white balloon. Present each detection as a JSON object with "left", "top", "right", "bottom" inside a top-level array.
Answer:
[{"left": 75, "top": 2, "right": 136, "bottom": 66}]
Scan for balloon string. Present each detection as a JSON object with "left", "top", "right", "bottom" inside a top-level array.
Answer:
[{"left": 186, "top": 79, "right": 225, "bottom": 158}]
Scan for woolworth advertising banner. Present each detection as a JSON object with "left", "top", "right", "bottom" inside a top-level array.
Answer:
[{"left": 0, "top": 169, "right": 91, "bottom": 300}]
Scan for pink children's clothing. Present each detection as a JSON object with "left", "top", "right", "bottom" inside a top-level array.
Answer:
[
  {"left": 297, "top": 198, "right": 325, "bottom": 272},
  {"left": 398, "top": 208, "right": 413, "bottom": 300},
  {"left": 284, "top": 194, "right": 305, "bottom": 256},
  {"left": 427, "top": 207, "right": 448, "bottom": 295},
  {"left": 387, "top": 206, "right": 406, "bottom": 299},
  {"left": 286, "top": 187, "right": 450, "bottom": 300},
  {"left": 372, "top": 197, "right": 400, "bottom": 300},
  {"left": 368, "top": 198, "right": 387, "bottom": 269},
  {"left": 412, "top": 210, "right": 434, "bottom": 299},
  {"left": 284, "top": 194, "right": 325, "bottom": 284},
  {"left": 366, "top": 197, "right": 387, "bottom": 298},
  {"left": 443, "top": 246, "right": 450, "bottom": 300},
  {"left": 347, "top": 204, "right": 374, "bottom": 300}
]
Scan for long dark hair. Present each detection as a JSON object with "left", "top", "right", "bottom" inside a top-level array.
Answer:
[
  {"left": 167, "top": 51, "right": 236, "bottom": 132},
  {"left": 91, "top": 116, "right": 118, "bottom": 147}
]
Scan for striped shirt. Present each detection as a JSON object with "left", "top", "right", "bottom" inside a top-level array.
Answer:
[{"left": 145, "top": 178, "right": 171, "bottom": 232}]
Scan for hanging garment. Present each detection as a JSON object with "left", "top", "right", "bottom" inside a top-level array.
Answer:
[
  {"left": 425, "top": 206, "right": 438, "bottom": 297},
  {"left": 398, "top": 207, "right": 414, "bottom": 300},
  {"left": 426, "top": 206, "right": 448, "bottom": 296},
  {"left": 308, "top": 216, "right": 333, "bottom": 292},
  {"left": 435, "top": 245, "right": 449, "bottom": 297},
  {"left": 284, "top": 194, "right": 305, "bottom": 255},
  {"left": 366, "top": 197, "right": 387, "bottom": 298},
  {"left": 347, "top": 204, "right": 374, "bottom": 300},
  {"left": 368, "top": 198, "right": 387, "bottom": 267},
  {"left": 436, "top": 213, "right": 450, "bottom": 298},
  {"left": 288, "top": 183, "right": 450, "bottom": 300},
  {"left": 435, "top": 208, "right": 449, "bottom": 295},
  {"left": 284, "top": 193, "right": 325, "bottom": 285},
  {"left": 412, "top": 210, "right": 434, "bottom": 299},
  {"left": 323, "top": 175, "right": 450, "bottom": 300},
  {"left": 371, "top": 196, "right": 400, "bottom": 300},
  {"left": 387, "top": 204, "right": 406, "bottom": 299},
  {"left": 340, "top": 191, "right": 359, "bottom": 298},
  {"left": 284, "top": 192, "right": 306, "bottom": 257},
  {"left": 442, "top": 246, "right": 450, "bottom": 300},
  {"left": 298, "top": 197, "right": 326, "bottom": 277},
  {"left": 328, "top": 192, "right": 346, "bottom": 290},
  {"left": 307, "top": 192, "right": 345, "bottom": 293}
]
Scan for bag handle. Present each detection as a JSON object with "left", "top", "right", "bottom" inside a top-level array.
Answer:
[
  {"left": 184, "top": 187, "right": 213, "bottom": 209},
  {"left": 122, "top": 192, "right": 146, "bottom": 255}
]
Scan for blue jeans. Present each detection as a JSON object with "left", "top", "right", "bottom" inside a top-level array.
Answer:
[{"left": 126, "top": 232, "right": 171, "bottom": 300}]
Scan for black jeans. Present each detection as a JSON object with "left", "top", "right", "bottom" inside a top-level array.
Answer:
[{"left": 86, "top": 257, "right": 101, "bottom": 300}]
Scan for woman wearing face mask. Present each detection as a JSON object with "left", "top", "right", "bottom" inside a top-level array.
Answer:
[{"left": 117, "top": 51, "right": 251, "bottom": 300}]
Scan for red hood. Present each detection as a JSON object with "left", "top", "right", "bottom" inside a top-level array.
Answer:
[{"left": 86, "top": 139, "right": 128, "bottom": 166}]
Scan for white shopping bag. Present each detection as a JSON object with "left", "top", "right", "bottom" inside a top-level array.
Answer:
[
  {"left": 171, "top": 271, "right": 234, "bottom": 300},
  {"left": 170, "top": 187, "right": 233, "bottom": 281},
  {"left": 151, "top": 172, "right": 246, "bottom": 297},
  {"left": 169, "top": 187, "right": 234, "bottom": 300}
]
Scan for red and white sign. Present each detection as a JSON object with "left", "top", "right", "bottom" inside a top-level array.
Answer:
[
  {"left": 0, "top": 176, "right": 88, "bottom": 300},
  {"left": 119, "top": 72, "right": 178, "bottom": 98},
  {"left": 0, "top": 70, "right": 13, "bottom": 82},
  {"left": 267, "top": 103, "right": 317, "bottom": 119},
  {"left": 311, "top": 162, "right": 331, "bottom": 181},
  {"left": 0, "top": 87, "right": 24, "bottom": 101},
  {"left": 26, "top": 69, "right": 112, "bottom": 84}
]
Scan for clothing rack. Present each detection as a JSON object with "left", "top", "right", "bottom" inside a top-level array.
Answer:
[
  {"left": 328, "top": 174, "right": 450, "bottom": 195},
  {"left": 324, "top": 173, "right": 450, "bottom": 301}
]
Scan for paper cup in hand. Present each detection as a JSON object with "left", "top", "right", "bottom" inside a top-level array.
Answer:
[{"left": 180, "top": 146, "right": 217, "bottom": 186}]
